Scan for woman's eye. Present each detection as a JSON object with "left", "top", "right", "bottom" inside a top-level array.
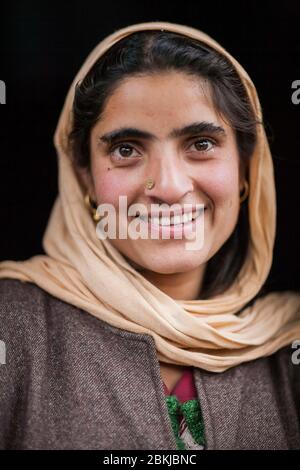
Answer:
[
  {"left": 190, "top": 138, "right": 215, "bottom": 153},
  {"left": 108, "top": 138, "right": 215, "bottom": 161},
  {"left": 110, "top": 143, "right": 140, "bottom": 160}
]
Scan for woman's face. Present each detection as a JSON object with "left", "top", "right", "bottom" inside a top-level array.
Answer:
[{"left": 81, "top": 71, "right": 244, "bottom": 275}]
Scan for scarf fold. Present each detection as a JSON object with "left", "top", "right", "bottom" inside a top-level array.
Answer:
[{"left": 0, "top": 21, "right": 299, "bottom": 372}]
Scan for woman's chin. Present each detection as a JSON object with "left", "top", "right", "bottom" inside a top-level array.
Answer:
[
  {"left": 130, "top": 253, "right": 208, "bottom": 275},
  {"left": 112, "top": 238, "right": 211, "bottom": 273}
]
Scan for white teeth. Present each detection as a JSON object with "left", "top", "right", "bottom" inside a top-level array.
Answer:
[
  {"left": 137, "top": 208, "right": 204, "bottom": 226},
  {"left": 160, "top": 217, "right": 170, "bottom": 226},
  {"left": 173, "top": 215, "right": 181, "bottom": 225},
  {"left": 182, "top": 212, "right": 192, "bottom": 224}
]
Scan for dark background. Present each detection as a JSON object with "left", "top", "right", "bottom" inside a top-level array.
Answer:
[{"left": 1, "top": 0, "right": 299, "bottom": 293}]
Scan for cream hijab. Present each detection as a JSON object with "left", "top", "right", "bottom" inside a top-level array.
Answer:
[{"left": 1, "top": 21, "right": 299, "bottom": 372}]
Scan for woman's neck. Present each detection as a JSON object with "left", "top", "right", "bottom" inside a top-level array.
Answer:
[{"left": 140, "top": 265, "right": 206, "bottom": 300}]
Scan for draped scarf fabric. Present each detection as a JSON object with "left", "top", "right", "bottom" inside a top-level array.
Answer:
[{"left": 1, "top": 21, "right": 299, "bottom": 372}]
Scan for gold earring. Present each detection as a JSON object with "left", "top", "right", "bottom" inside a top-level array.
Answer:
[
  {"left": 84, "top": 192, "right": 101, "bottom": 222},
  {"left": 239, "top": 180, "right": 249, "bottom": 204},
  {"left": 145, "top": 177, "right": 155, "bottom": 190}
]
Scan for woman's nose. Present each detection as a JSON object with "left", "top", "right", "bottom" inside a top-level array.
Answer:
[{"left": 144, "top": 153, "right": 194, "bottom": 205}]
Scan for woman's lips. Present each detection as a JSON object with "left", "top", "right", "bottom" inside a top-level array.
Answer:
[{"left": 133, "top": 207, "right": 206, "bottom": 239}]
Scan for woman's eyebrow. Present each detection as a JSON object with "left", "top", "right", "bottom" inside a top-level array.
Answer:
[{"left": 98, "top": 121, "right": 226, "bottom": 145}]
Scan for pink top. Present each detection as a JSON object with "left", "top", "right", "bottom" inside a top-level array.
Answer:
[{"left": 162, "top": 367, "right": 197, "bottom": 402}]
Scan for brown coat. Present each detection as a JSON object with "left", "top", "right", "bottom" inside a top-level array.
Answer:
[{"left": 0, "top": 279, "right": 299, "bottom": 450}]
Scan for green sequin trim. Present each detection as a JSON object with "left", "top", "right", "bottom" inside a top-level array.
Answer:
[{"left": 165, "top": 395, "right": 205, "bottom": 450}]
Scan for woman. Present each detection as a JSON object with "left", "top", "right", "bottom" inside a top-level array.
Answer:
[{"left": 0, "top": 21, "right": 299, "bottom": 450}]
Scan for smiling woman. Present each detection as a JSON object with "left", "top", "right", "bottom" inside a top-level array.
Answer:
[
  {"left": 0, "top": 21, "right": 300, "bottom": 450},
  {"left": 70, "top": 32, "right": 257, "bottom": 300}
]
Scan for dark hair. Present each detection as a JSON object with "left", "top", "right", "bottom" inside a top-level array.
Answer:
[{"left": 68, "top": 30, "right": 260, "bottom": 299}]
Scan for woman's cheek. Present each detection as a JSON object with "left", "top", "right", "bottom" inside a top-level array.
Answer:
[
  {"left": 93, "top": 170, "right": 137, "bottom": 207},
  {"left": 202, "top": 162, "right": 239, "bottom": 204}
]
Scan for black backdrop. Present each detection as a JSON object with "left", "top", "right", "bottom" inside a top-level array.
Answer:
[{"left": 1, "top": 0, "right": 299, "bottom": 293}]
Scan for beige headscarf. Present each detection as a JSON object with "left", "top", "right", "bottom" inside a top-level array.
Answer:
[{"left": 1, "top": 21, "right": 299, "bottom": 372}]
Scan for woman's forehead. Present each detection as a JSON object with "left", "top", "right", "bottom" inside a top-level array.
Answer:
[
  {"left": 102, "top": 71, "right": 212, "bottom": 110},
  {"left": 94, "top": 72, "right": 230, "bottom": 136}
]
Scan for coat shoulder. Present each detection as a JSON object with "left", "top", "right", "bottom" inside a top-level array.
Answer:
[{"left": 0, "top": 278, "right": 45, "bottom": 304}]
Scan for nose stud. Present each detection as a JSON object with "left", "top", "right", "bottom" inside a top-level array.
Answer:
[{"left": 145, "top": 177, "right": 155, "bottom": 190}]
